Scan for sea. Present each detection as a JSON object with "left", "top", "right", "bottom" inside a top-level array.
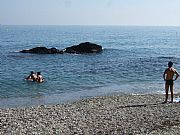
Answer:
[{"left": 1, "top": 25, "right": 180, "bottom": 108}]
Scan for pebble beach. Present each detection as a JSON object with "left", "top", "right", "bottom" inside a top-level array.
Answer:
[{"left": 1, "top": 93, "right": 180, "bottom": 135}]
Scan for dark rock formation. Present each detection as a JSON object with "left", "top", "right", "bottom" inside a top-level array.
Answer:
[
  {"left": 20, "top": 42, "right": 102, "bottom": 54},
  {"left": 20, "top": 47, "right": 64, "bottom": 54},
  {"left": 65, "top": 42, "right": 102, "bottom": 54}
]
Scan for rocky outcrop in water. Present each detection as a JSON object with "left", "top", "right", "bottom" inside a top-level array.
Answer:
[
  {"left": 64, "top": 42, "right": 102, "bottom": 54},
  {"left": 20, "top": 47, "right": 64, "bottom": 54},
  {"left": 20, "top": 42, "right": 102, "bottom": 54}
]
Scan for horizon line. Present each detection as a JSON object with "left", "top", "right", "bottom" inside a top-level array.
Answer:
[{"left": 1, "top": 24, "right": 180, "bottom": 27}]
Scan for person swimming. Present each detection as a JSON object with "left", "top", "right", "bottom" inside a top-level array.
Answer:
[
  {"left": 26, "top": 71, "right": 37, "bottom": 81},
  {"left": 36, "top": 72, "right": 44, "bottom": 83}
]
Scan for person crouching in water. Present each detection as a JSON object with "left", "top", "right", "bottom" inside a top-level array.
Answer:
[
  {"left": 36, "top": 72, "right": 44, "bottom": 83},
  {"left": 163, "top": 61, "right": 179, "bottom": 103}
]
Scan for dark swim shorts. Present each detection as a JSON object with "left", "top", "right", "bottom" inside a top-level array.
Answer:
[{"left": 166, "top": 80, "right": 174, "bottom": 85}]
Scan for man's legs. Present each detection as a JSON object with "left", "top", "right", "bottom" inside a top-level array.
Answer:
[
  {"left": 170, "top": 85, "right": 174, "bottom": 103},
  {"left": 164, "top": 84, "right": 169, "bottom": 103}
]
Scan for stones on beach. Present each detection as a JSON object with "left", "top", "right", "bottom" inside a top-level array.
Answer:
[
  {"left": 20, "top": 42, "right": 103, "bottom": 54},
  {"left": 1, "top": 94, "right": 180, "bottom": 134}
]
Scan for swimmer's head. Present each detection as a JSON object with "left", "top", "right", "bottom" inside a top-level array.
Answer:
[
  {"left": 168, "top": 61, "right": 173, "bottom": 68},
  {"left": 37, "top": 72, "right": 41, "bottom": 75},
  {"left": 30, "top": 71, "right": 34, "bottom": 74}
]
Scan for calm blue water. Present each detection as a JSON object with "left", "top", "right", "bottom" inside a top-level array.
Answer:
[{"left": 1, "top": 25, "right": 180, "bottom": 108}]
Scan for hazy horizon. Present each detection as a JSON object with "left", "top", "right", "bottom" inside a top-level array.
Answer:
[
  {"left": 1, "top": 23, "right": 180, "bottom": 27},
  {"left": 1, "top": 0, "right": 180, "bottom": 26}
]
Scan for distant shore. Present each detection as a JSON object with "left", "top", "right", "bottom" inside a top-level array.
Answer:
[{"left": 1, "top": 93, "right": 180, "bottom": 135}]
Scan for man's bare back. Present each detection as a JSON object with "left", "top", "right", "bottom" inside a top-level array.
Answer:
[
  {"left": 164, "top": 67, "right": 177, "bottom": 81},
  {"left": 163, "top": 61, "right": 179, "bottom": 103}
]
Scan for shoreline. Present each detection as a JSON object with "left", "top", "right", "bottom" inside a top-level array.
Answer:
[
  {"left": 0, "top": 86, "right": 163, "bottom": 109},
  {"left": 1, "top": 93, "right": 180, "bottom": 134},
  {"left": 0, "top": 89, "right": 178, "bottom": 109},
  {"left": 0, "top": 90, "right": 168, "bottom": 109}
]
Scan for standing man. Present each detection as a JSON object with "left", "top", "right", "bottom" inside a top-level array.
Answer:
[{"left": 163, "top": 61, "right": 179, "bottom": 103}]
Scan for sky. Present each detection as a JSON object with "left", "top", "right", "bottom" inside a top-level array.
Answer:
[{"left": 0, "top": 0, "right": 180, "bottom": 26}]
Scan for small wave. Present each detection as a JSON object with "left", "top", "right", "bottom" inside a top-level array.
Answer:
[
  {"left": 9, "top": 51, "right": 19, "bottom": 53},
  {"left": 7, "top": 52, "right": 36, "bottom": 59},
  {"left": 102, "top": 48, "right": 127, "bottom": 53},
  {"left": 157, "top": 56, "right": 176, "bottom": 59},
  {"left": 103, "top": 48, "right": 120, "bottom": 50},
  {"left": 7, "top": 55, "right": 27, "bottom": 59},
  {"left": 2, "top": 40, "right": 15, "bottom": 43},
  {"left": 131, "top": 93, "right": 146, "bottom": 96}
]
